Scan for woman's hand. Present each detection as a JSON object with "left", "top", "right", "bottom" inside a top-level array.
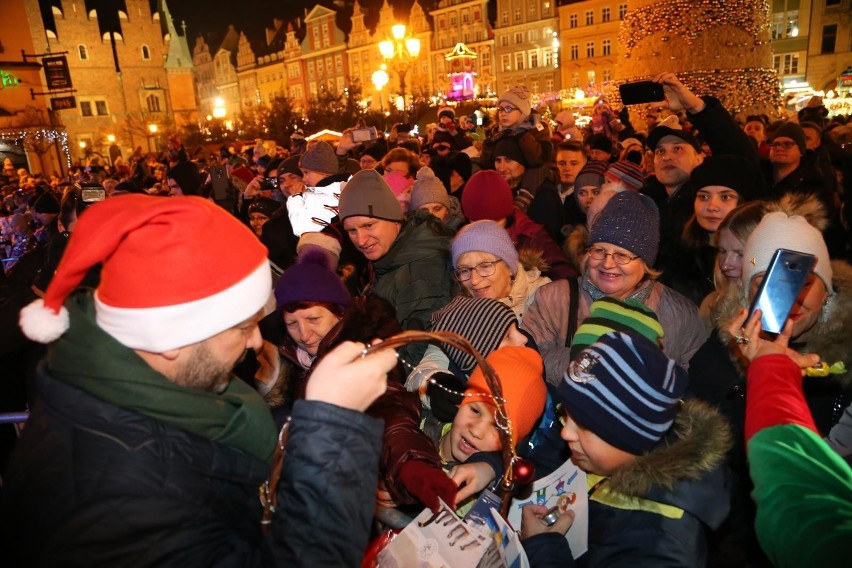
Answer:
[
  {"left": 520, "top": 504, "right": 575, "bottom": 540},
  {"left": 726, "top": 309, "right": 820, "bottom": 373},
  {"left": 448, "top": 462, "right": 496, "bottom": 505}
]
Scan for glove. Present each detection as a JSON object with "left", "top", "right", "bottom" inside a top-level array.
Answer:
[
  {"left": 399, "top": 460, "right": 458, "bottom": 512},
  {"left": 427, "top": 372, "right": 465, "bottom": 423}
]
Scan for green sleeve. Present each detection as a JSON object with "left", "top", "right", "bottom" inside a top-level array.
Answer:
[{"left": 748, "top": 424, "right": 852, "bottom": 568}]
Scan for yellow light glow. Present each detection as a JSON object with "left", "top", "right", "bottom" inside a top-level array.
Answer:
[
  {"left": 406, "top": 37, "right": 421, "bottom": 58},
  {"left": 372, "top": 69, "right": 389, "bottom": 90},
  {"left": 574, "top": 89, "right": 585, "bottom": 100},
  {"left": 392, "top": 24, "right": 406, "bottom": 40},
  {"left": 148, "top": 124, "right": 158, "bottom": 133},
  {"left": 78, "top": 141, "right": 86, "bottom": 149},
  {"left": 379, "top": 40, "right": 394, "bottom": 59},
  {"left": 107, "top": 134, "right": 116, "bottom": 143}
]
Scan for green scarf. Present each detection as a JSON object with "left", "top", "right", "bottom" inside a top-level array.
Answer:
[{"left": 48, "top": 291, "right": 276, "bottom": 463}]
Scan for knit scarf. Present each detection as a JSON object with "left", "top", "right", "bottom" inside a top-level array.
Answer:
[
  {"left": 47, "top": 290, "right": 276, "bottom": 463},
  {"left": 582, "top": 272, "right": 654, "bottom": 304}
]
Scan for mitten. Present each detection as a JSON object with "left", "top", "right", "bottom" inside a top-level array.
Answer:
[
  {"left": 427, "top": 372, "right": 465, "bottom": 423},
  {"left": 399, "top": 460, "right": 458, "bottom": 512}
]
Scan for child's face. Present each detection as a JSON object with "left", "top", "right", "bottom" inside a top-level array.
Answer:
[
  {"left": 444, "top": 401, "right": 502, "bottom": 463},
  {"left": 560, "top": 411, "right": 635, "bottom": 475}
]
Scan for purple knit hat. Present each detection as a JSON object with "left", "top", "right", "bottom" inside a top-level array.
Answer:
[
  {"left": 589, "top": 190, "right": 660, "bottom": 266},
  {"left": 274, "top": 249, "right": 350, "bottom": 310}
]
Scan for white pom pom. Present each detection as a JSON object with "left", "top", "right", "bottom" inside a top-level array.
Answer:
[{"left": 19, "top": 298, "right": 70, "bottom": 343}]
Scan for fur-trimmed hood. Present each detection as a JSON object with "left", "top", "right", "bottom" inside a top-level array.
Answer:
[{"left": 607, "top": 399, "right": 732, "bottom": 504}]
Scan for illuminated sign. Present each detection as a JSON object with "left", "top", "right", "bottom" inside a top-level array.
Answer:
[
  {"left": 447, "top": 72, "right": 476, "bottom": 101},
  {"left": 0, "top": 70, "right": 21, "bottom": 89}
]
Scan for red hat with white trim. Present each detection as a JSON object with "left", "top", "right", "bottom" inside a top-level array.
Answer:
[{"left": 20, "top": 195, "right": 271, "bottom": 352}]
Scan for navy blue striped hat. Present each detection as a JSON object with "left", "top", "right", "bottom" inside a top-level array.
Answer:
[{"left": 557, "top": 331, "right": 687, "bottom": 455}]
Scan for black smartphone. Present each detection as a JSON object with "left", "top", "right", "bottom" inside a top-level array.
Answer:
[
  {"left": 209, "top": 165, "right": 229, "bottom": 201},
  {"left": 261, "top": 177, "right": 279, "bottom": 190},
  {"left": 748, "top": 248, "right": 817, "bottom": 334},
  {"left": 619, "top": 81, "right": 666, "bottom": 105}
]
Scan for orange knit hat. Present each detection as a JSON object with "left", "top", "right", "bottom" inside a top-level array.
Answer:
[{"left": 462, "top": 346, "right": 547, "bottom": 442}]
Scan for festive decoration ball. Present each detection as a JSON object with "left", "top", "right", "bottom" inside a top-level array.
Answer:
[{"left": 511, "top": 457, "right": 536, "bottom": 485}]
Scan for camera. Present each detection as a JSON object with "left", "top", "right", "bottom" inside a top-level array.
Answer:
[
  {"left": 75, "top": 182, "right": 106, "bottom": 203},
  {"left": 261, "top": 177, "right": 279, "bottom": 190}
]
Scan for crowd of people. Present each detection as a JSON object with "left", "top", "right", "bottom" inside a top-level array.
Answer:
[{"left": 1, "top": 72, "right": 851, "bottom": 566}]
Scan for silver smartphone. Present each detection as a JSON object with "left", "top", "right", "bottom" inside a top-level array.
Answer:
[{"left": 748, "top": 248, "right": 817, "bottom": 334}]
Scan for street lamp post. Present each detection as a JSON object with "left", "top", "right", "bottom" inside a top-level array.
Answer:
[
  {"left": 378, "top": 24, "right": 421, "bottom": 111},
  {"left": 147, "top": 123, "right": 158, "bottom": 154}
]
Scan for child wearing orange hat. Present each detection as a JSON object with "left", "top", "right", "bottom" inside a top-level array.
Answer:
[{"left": 420, "top": 345, "right": 548, "bottom": 512}]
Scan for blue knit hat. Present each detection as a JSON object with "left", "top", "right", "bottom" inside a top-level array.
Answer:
[
  {"left": 451, "top": 220, "right": 519, "bottom": 276},
  {"left": 557, "top": 332, "right": 687, "bottom": 455},
  {"left": 274, "top": 249, "right": 350, "bottom": 310},
  {"left": 589, "top": 190, "right": 659, "bottom": 266}
]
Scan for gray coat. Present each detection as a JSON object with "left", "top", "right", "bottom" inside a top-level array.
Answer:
[{"left": 521, "top": 278, "right": 707, "bottom": 386}]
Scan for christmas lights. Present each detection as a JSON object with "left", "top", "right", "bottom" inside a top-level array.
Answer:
[{"left": 0, "top": 129, "right": 72, "bottom": 169}]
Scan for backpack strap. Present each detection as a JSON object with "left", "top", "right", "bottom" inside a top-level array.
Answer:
[{"left": 564, "top": 277, "right": 580, "bottom": 347}]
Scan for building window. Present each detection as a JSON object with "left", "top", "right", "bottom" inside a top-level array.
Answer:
[
  {"left": 450, "top": 14, "right": 457, "bottom": 26},
  {"left": 546, "top": 79, "right": 553, "bottom": 91},
  {"left": 783, "top": 53, "right": 800, "bottom": 74},
  {"left": 603, "top": 39, "right": 611, "bottom": 56},
  {"left": 476, "top": 30, "right": 483, "bottom": 41},
  {"left": 528, "top": 30, "right": 538, "bottom": 42},
  {"left": 587, "top": 70, "right": 596, "bottom": 85},
  {"left": 544, "top": 47, "right": 553, "bottom": 66},
  {"left": 529, "top": 50, "right": 539, "bottom": 68},
  {"left": 603, "top": 69, "right": 612, "bottom": 82},
  {"left": 501, "top": 35, "right": 509, "bottom": 47},
  {"left": 515, "top": 32, "right": 523, "bottom": 44},
  {"left": 95, "top": 100, "right": 108, "bottom": 115},
  {"left": 619, "top": 4, "right": 628, "bottom": 19},
  {"left": 585, "top": 11, "right": 594, "bottom": 25},
  {"left": 515, "top": 52, "right": 525, "bottom": 70},
  {"left": 771, "top": 11, "right": 799, "bottom": 40},
  {"left": 528, "top": 4, "right": 536, "bottom": 18},
  {"left": 602, "top": 7, "right": 611, "bottom": 22},
  {"left": 80, "top": 101, "right": 93, "bottom": 116},
  {"left": 572, "top": 72, "right": 579, "bottom": 88},
  {"left": 78, "top": 44, "right": 88, "bottom": 60},
  {"left": 532, "top": 81, "right": 539, "bottom": 93},
  {"left": 462, "top": 12, "right": 469, "bottom": 24},
  {"left": 570, "top": 14, "right": 578, "bottom": 28},
  {"left": 501, "top": 53, "right": 511, "bottom": 72},
  {"left": 570, "top": 44, "right": 579, "bottom": 60},
  {"left": 821, "top": 24, "right": 837, "bottom": 54},
  {"left": 501, "top": 11, "right": 508, "bottom": 25},
  {"left": 317, "top": 59, "right": 324, "bottom": 74},
  {"left": 543, "top": 2, "right": 551, "bottom": 16},
  {"left": 146, "top": 94, "right": 161, "bottom": 112},
  {"left": 141, "top": 45, "right": 150, "bottom": 60},
  {"left": 514, "top": 9, "right": 521, "bottom": 22},
  {"left": 335, "top": 54, "right": 342, "bottom": 69},
  {"left": 481, "top": 51, "right": 490, "bottom": 67},
  {"left": 586, "top": 42, "right": 595, "bottom": 58}
]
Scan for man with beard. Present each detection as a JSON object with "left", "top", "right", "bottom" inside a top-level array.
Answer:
[{"left": 4, "top": 195, "right": 397, "bottom": 566}]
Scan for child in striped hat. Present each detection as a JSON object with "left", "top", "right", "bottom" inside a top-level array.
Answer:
[{"left": 529, "top": 330, "right": 733, "bottom": 564}]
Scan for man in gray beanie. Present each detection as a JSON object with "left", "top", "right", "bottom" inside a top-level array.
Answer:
[{"left": 339, "top": 169, "right": 454, "bottom": 364}]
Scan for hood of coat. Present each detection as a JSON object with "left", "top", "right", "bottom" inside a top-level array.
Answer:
[{"left": 605, "top": 399, "right": 732, "bottom": 503}]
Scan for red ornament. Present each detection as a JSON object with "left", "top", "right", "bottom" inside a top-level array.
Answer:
[{"left": 511, "top": 457, "right": 536, "bottom": 485}]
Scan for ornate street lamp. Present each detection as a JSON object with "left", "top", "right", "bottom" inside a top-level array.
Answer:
[
  {"left": 372, "top": 67, "right": 389, "bottom": 112},
  {"left": 378, "top": 24, "right": 421, "bottom": 110}
]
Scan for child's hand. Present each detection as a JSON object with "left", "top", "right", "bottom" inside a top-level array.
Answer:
[
  {"left": 520, "top": 504, "right": 575, "bottom": 540},
  {"left": 448, "top": 462, "right": 496, "bottom": 505},
  {"left": 398, "top": 460, "right": 457, "bottom": 513}
]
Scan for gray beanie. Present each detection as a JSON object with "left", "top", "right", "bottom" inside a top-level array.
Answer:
[
  {"left": 589, "top": 190, "right": 660, "bottom": 266},
  {"left": 299, "top": 141, "right": 338, "bottom": 175},
  {"left": 451, "top": 220, "right": 519, "bottom": 276},
  {"left": 338, "top": 168, "right": 403, "bottom": 222},
  {"left": 498, "top": 86, "right": 532, "bottom": 117},
  {"left": 410, "top": 167, "right": 451, "bottom": 211}
]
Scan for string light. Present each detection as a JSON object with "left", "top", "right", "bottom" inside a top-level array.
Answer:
[{"left": 0, "top": 129, "right": 71, "bottom": 169}]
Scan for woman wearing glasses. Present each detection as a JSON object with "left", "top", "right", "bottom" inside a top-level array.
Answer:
[{"left": 522, "top": 189, "right": 707, "bottom": 387}]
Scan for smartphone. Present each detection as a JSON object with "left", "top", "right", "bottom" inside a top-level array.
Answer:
[
  {"left": 209, "top": 165, "right": 229, "bottom": 201},
  {"left": 619, "top": 81, "right": 665, "bottom": 105},
  {"left": 75, "top": 182, "right": 106, "bottom": 203},
  {"left": 261, "top": 177, "right": 279, "bottom": 190},
  {"left": 748, "top": 248, "right": 817, "bottom": 334},
  {"left": 351, "top": 126, "right": 378, "bottom": 143}
]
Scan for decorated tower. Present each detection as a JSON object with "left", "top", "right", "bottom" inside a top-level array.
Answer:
[{"left": 614, "top": 0, "right": 782, "bottom": 116}]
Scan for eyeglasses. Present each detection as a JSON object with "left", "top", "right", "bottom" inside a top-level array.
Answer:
[
  {"left": 453, "top": 259, "right": 503, "bottom": 281},
  {"left": 769, "top": 141, "right": 797, "bottom": 150},
  {"left": 497, "top": 105, "right": 518, "bottom": 114},
  {"left": 433, "top": 144, "right": 451, "bottom": 151},
  {"left": 587, "top": 246, "right": 639, "bottom": 265}
]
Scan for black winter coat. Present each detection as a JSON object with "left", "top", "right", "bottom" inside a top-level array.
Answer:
[{"left": 3, "top": 370, "right": 383, "bottom": 567}]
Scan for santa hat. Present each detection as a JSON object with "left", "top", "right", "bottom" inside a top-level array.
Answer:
[{"left": 20, "top": 195, "right": 271, "bottom": 351}]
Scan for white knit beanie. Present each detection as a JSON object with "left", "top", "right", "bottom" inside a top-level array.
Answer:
[{"left": 742, "top": 211, "right": 833, "bottom": 296}]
